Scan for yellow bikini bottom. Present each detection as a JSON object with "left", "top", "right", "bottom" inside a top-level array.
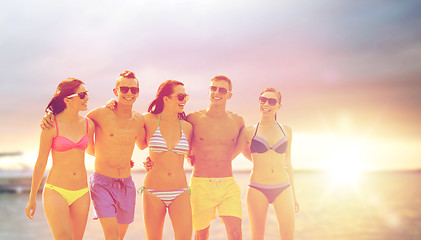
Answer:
[{"left": 44, "top": 183, "right": 89, "bottom": 206}]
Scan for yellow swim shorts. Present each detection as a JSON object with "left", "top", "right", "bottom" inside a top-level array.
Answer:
[{"left": 190, "top": 176, "right": 242, "bottom": 230}]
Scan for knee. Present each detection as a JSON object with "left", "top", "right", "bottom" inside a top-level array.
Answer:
[
  {"left": 280, "top": 231, "right": 294, "bottom": 240},
  {"left": 53, "top": 230, "right": 73, "bottom": 240},
  {"left": 230, "top": 229, "right": 242, "bottom": 240},
  {"left": 103, "top": 230, "right": 120, "bottom": 240},
  {"left": 194, "top": 228, "right": 209, "bottom": 240}
]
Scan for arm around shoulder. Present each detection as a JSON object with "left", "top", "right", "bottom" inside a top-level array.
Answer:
[
  {"left": 135, "top": 112, "right": 147, "bottom": 150},
  {"left": 86, "top": 118, "right": 95, "bottom": 156}
]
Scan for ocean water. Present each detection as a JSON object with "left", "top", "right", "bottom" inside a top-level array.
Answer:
[{"left": 1, "top": 171, "right": 420, "bottom": 240}]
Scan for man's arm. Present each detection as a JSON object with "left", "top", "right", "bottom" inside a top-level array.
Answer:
[
  {"left": 86, "top": 117, "right": 96, "bottom": 156},
  {"left": 135, "top": 113, "right": 147, "bottom": 150},
  {"left": 233, "top": 126, "right": 252, "bottom": 161},
  {"left": 185, "top": 112, "right": 197, "bottom": 166},
  {"left": 86, "top": 108, "right": 101, "bottom": 156},
  {"left": 40, "top": 112, "right": 55, "bottom": 130}
]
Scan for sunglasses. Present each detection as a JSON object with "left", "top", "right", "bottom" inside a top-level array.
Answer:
[
  {"left": 259, "top": 96, "right": 279, "bottom": 106},
  {"left": 119, "top": 86, "right": 140, "bottom": 94},
  {"left": 209, "top": 86, "right": 229, "bottom": 95},
  {"left": 170, "top": 93, "right": 189, "bottom": 101},
  {"left": 67, "top": 91, "right": 88, "bottom": 100}
]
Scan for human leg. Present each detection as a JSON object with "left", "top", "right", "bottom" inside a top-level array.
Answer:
[
  {"left": 217, "top": 178, "right": 242, "bottom": 240},
  {"left": 143, "top": 189, "right": 167, "bottom": 240},
  {"left": 90, "top": 173, "right": 136, "bottom": 240},
  {"left": 99, "top": 217, "right": 120, "bottom": 240},
  {"left": 220, "top": 216, "right": 242, "bottom": 240},
  {"left": 69, "top": 191, "right": 90, "bottom": 240},
  {"left": 118, "top": 224, "right": 130, "bottom": 240},
  {"left": 273, "top": 187, "right": 295, "bottom": 240},
  {"left": 194, "top": 227, "right": 210, "bottom": 240},
  {"left": 43, "top": 187, "right": 73, "bottom": 239},
  {"left": 190, "top": 177, "right": 219, "bottom": 234},
  {"left": 168, "top": 190, "right": 192, "bottom": 240},
  {"left": 247, "top": 186, "right": 269, "bottom": 240}
]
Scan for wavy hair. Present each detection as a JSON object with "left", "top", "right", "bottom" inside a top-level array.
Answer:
[
  {"left": 45, "top": 78, "right": 85, "bottom": 115},
  {"left": 148, "top": 80, "right": 186, "bottom": 120}
]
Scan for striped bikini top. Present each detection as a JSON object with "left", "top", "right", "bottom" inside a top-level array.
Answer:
[{"left": 148, "top": 114, "right": 189, "bottom": 155}]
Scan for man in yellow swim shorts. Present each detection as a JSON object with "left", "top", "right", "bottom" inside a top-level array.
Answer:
[{"left": 187, "top": 75, "right": 245, "bottom": 240}]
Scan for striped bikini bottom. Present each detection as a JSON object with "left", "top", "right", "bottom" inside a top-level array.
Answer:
[{"left": 139, "top": 186, "right": 190, "bottom": 207}]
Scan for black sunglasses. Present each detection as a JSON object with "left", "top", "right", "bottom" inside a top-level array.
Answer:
[
  {"left": 259, "top": 96, "right": 278, "bottom": 106},
  {"left": 170, "top": 93, "right": 189, "bottom": 101},
  {"left": 67, "top": 91, "right": 88, "bottom": 100},
  {"left": 209, "top": 86, "right": 229, "bottom": 95},
  {"left": 119, "top": 86, "right": 139, "bottom": 94}
]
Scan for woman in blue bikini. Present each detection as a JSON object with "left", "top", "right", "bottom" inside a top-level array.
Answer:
[
  {"left": 239, "top": 88, "right": 299, "bottom": 240},
  {"left": 142, "top": 80, "right": 193, "bottom": 239}
]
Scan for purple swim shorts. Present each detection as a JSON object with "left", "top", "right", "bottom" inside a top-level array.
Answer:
[{"left": 89, "top": 172, "right": 136, "bottom": 224}]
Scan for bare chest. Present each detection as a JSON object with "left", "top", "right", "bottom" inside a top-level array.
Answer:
[
  {"left": 193, "top": 119, "right": 240, "bottom": 146},
  {"left": 97, "top": 116, "right": 140, "bottom": 143}
]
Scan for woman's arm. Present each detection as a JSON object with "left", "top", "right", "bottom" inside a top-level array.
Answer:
[
  {"left": 284, "top": 125, "right": 299, "bottom": 213},
  {"left": 25, "top": 128, "right": 54, "bottom": 219},
  {"left": 86, "top": 117, "right": 96, "bottom": 156}
]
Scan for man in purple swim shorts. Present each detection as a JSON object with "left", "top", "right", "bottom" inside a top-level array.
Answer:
[
  {"left": 43, "top": 71, "right": 147, "bottom": 239},
  {"left": 90, "top": 173, "right": 136, "bottom": 224},
  {"left": 85, "top": 72, "right": 146, "bottom": 239}
]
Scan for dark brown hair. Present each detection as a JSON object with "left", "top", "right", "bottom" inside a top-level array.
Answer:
[
  {"left": 45, "top": 78, "right": 84, "bottom": 115},
  {"left": 148, "top": 80, "right": 186, "bottom": 120}
]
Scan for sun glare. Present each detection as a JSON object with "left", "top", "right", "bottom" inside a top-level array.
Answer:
[{"left": 327, "top": 145, "right": 366, "bottom": 185}]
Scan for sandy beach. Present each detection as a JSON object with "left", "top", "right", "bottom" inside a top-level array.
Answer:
[{"left": 2, "top": 171, "right": 421, "bottom": 239}]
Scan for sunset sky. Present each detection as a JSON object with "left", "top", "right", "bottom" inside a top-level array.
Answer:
[{"left": 1, "top": 1, "right": 420, "bottom": 171}]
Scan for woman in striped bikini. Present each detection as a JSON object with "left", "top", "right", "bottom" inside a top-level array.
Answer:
[
  {"left": 141, "top": 80, "right": 193, "bottom": 239},
  {"left": 238, "top": 88, "right": 299, "bottom": 240}
]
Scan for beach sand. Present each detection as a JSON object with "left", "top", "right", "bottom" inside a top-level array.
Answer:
[{"left": 5, "top": 171, "right": 420, "bottom": 239}]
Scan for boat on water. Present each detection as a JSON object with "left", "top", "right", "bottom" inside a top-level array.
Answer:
[{"left": 0, "top": 152, "right": 46, "bottom": 193}]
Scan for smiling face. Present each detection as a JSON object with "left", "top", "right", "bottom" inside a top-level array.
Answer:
[
  {"left": 165, "top": 85, "right": 188, "bottom": 113},
  {"left": 209, "top": 80, "right": 232, "bottom": 106},
  {"left": 114, "top": 77, "right": 139, "bottom": 105},
  {"left": 259, "top": 91, "right": 281, "bottom": 116},
  {"left": 65, "top": 84, "right": 89, "bottom": 112}
]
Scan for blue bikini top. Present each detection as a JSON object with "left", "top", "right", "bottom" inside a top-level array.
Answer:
[{"left": 250, "top": 123, "right": 288, "bottom": 154}]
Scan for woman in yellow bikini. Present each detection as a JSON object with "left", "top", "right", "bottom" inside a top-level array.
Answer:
[
  {"left": 239, "top": 88, "right": 299, "bottom": 240},
  {"left": 25, "top": 78, "right": 94, "bottom": 240},
  {"left": 142, "top": 80, "right": 193, "bottom": 239}
]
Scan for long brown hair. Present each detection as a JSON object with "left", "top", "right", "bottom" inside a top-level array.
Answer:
[
  {"left": 45, "top": 78, "right": 84, "bottom": 115},
  {"left": 148, "top": 80, "right": 186, "bottom": 120}
]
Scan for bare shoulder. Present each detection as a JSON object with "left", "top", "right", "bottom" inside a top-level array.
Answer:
[
  {"left": 180, "top": 120, "right": 193, "bottom": 132},
  {"left": 227, "top": 111, "right": 245, "bottom": 125},
  {"left": 186, "top": 109, "right": 206, "bottom": 123},
  {"left": 282, "top": 124, "right": 292, "bottom": 137},
  {"left": 133, "top": 111, "right": 145, "bottom": 123},
  {"left": 142, "top": 112, "right": 157, "bottom": 122},
  {"left": 87, "top": 106, "right": 110, "bottom": 119},
  {"left": 244, "top": 125, "right": 256, "bottom": 137},
  {"left": 40, "top": 121, "right": 57, "bottom": 139}
]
